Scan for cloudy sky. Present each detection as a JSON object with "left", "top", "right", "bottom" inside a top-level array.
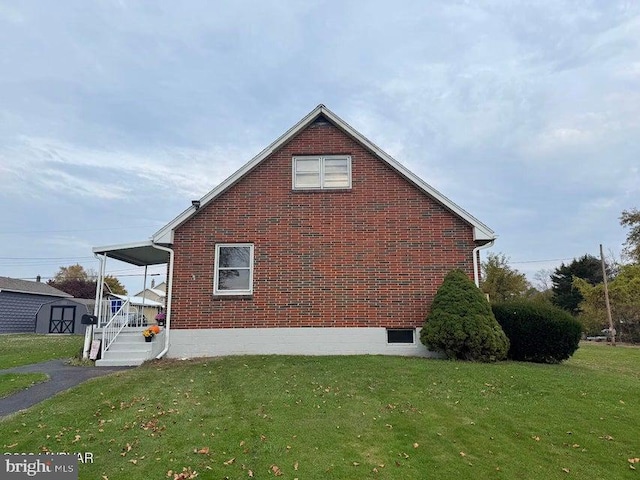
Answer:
[{"left": 0, "top": 0, "right": 638, "bottom": 293}]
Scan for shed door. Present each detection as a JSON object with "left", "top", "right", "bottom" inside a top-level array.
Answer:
[{"left": 49, "top": 306, "right": 76, "bottom": 334}]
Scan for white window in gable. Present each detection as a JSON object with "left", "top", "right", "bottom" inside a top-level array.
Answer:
[
  {"left": 214, "top": 244, "right": 254, "bottom": 295},
  {"left": 292, "top": 156, "right": 351, "bottom": 190}
]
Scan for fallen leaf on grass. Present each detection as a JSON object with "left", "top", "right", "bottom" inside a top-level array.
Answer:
[
  {"left": 270, "top": 464, "right": 283, "bottom": 476},
  {"left": 195, "top": 447, "right": 209, "bottom": 454},
  {"left": 352, "top": 462, "right": 360, "bottom": 466},
  {"left": 223, "top": 458, "right": 235, "bottom": 466},
  {"left": 459, "top": 452, "right": 466, "bottom": 457},
  {"left": 413, "top": 443, "right": 419, "bottom": 448},
  {"left": 6, "top": 443, "right": 18, "bottom": 448},
  {"left": 562, "top": 468, "right": 570, "bottom": 473},
  {"left": 120, "top": 443, "right": 133, "bottom": 457},
  {"left": 294, "top": 461, "right": 299, "bottom": 471},
  {"left": 248, "top": 469, "right": 254, "bottom": 477},
  {"left": 629, "top": 458, "right": 640, "bottom": 464},
  {"left": 168, "top": 467, "right": 198, "bottom": 479}
]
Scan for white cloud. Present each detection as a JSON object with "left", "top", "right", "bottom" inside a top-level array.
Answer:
[
  {"left": 0, "top": 137, "right": 259, "bottom": 202},
  {"left": 0, "top": 0, "right": 638, "bottom": 286}
]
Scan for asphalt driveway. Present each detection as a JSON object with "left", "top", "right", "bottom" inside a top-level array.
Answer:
[{"left": 0, "top": 360, "right": 131, "bottom": 418}]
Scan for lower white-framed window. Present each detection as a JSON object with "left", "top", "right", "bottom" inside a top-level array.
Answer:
[
  {"left": 386, "top": 328, "right": 415, "bottom": 344},
  {"left": 214, "top": 243, "right": 254, "bottom": 295}
]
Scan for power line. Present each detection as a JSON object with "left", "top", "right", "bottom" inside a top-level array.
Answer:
[
  {"left": 510, "top": 257, "right": 577, "bottom": 265},
  {"left": 16, "top": 273, "right": 164, "bottom": 281},
  {"left": 0, "top": 225, "right": 159, "bottom": 235},
  {"left": 0, "top": 256, "right": 95, "bottom": 260}
]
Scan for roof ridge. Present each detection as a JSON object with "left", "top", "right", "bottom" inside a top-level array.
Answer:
[{"left": 151, "top": 105, "right": 495, "bottom": 244}]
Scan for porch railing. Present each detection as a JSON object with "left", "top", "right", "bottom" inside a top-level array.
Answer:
[{"left": 101, "top": 299, "right": 132, "bottom": 358}]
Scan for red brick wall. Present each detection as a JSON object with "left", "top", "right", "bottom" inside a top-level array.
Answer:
[{"left": 171, "top": 121, "right": 477, "bottom": 329}]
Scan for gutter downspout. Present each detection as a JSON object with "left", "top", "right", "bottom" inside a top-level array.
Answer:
[
  {"left": 151, "top": 243, "right": 174, "bottom": 359},
  {"left": 473, "top": 239, "right": 495, "bottom": 288}
]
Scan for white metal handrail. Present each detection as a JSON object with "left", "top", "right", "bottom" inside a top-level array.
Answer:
[{"left": 101, "top": 299, "right": 131, "bottom": 358}]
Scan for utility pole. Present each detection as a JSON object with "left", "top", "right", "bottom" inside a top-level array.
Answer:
[{"left": 600, "top": 244, "right": 615, "bottom": 346}]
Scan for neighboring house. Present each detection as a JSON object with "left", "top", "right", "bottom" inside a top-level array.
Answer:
[
  {"left": 0, "top": 277, "right": 72, "bottom": 334},
  {"left": 104, "top": 294, "right": 164, "bottom": 327},
  {"left": 133, "top": 282, "right": 166, "bottom": 307},
  {"left": 93, "top": 105, "right": 495, "bottom": 362}
]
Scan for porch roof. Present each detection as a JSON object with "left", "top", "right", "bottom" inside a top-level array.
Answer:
[{"left": 92, "top": 240, "right": 169, "bottom": 266}]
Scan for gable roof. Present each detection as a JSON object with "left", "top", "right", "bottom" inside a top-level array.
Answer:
[
  {"left": 0, "top": 276, "right": 72, "bottom": 298},
  {"left": 153, "top": 105, "right": 495, "bottom": 244},
  {"left": 133, "top": 287, "right": 166, "bottom": 298}
]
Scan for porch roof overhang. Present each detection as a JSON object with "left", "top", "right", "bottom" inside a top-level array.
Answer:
[{"left": 92, "top": 240, "right": 169, "bottom": 266}]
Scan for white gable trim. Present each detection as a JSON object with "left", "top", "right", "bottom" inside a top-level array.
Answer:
[{"left": 153, "top": 105, "right": 495, "bottom": 244}]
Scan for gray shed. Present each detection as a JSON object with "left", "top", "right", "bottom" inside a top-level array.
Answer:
[
  {"left": 35, "top": 298, "right": 94, "bottom": 335},
  {"left": 0, "top": 277, "right": 72, "bottom": 334}
]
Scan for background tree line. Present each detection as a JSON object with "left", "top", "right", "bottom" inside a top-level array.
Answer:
[
  {"left": 480, "top": 208, "right": 640, "bottom": 343},
  {"left": 47, "top": 264, "right": 127, "bottom": 298}
]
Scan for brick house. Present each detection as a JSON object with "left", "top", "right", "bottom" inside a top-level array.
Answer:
[{"left": 93, "top": 105, "right": 495, "bottom": 364}]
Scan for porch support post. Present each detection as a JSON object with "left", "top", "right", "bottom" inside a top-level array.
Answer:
[
  {"left": 83, "top": 253, "right": 105, "bottom": 359},
  {"left": 141, "top": 265, "right": 148, "bottom": 326},
  {"left": 97, "top": 253, "right": 107, "bottom": 322}
]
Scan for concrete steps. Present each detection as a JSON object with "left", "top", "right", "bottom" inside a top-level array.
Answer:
[{"left": 95, "top": 327, "right": 164, "bottom": 367}]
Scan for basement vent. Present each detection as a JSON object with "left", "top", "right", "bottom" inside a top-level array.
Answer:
[{"left": 386, "top": 329, "right": 415, "bottom": 344}]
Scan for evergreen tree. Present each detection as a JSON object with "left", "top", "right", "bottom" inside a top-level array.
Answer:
[
  {"left": 551, "top": 255, "right": 602, "bottom": 315},
  {"left": 421, "top": 269, "right": 509, "bottom": 362}
]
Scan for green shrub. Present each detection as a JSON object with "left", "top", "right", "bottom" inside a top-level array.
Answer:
[
  {"left": 420, "top": 269, "right": 509, "bottom": 362},
  {"left": 492, "top": 301, "right": 582, "bottom": 363}
]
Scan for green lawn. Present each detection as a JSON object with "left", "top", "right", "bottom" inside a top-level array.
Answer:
[
  {"left": 0, "top": 334, "right": 83, "bottom": 400},
  {"left": 0, "top": 373, "right": 49, "bottom": 398},
  {"left": 0, "top": 334, "right": 84, "bottom": 368},
  {"left": 1, "top": 343, "right": 638, "bottom": 479}
]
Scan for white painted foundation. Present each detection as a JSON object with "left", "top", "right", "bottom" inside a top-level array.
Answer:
[{"left": 167, "top": 327, "right": 440, "bottom": 358}]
